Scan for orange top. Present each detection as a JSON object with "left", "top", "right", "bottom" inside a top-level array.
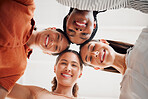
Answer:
[{"left": 0, "top": 0, "right": 35, "bottom": 92}]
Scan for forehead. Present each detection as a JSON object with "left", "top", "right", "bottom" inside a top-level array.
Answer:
[
  {"left": 82, "top": 41, "right": 96, "bottom": 49},
  {"left": 44, "top": 29, "right": 61, "bottom": 34},
  {"left": 59, "top": 52, "right": 80, "bottom": 63},
  {"left": 80, "top": 41, "right": 96, "bottom": 59}
]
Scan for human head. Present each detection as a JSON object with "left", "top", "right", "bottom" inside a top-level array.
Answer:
[
  {"left": 63, "top": 8, "right": 99, "bottom": 45},
  {"left": 52, "top": 50, "right": 83, "bottom": 97},
  {"left": 80, "top": 39, "right": 133, "bottom": 69},
  {"left": 35, "top": 28, "right": 70, "bottom": 55}
]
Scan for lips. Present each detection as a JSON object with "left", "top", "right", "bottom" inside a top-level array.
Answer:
[
  {"left": 44, "top": 34, "right": 54, "bottom": 48},
  {"left": 61, "top": 73, "right": 72, "bottom": 78},
  {"left": 99, "top": 49, "right": 106, "bottom": 63},
  {"left": 45, "top": 35, "right": 49, "bottom": 47},
  {"left": 75, "top": 21, "right": 86, "bottom": 28}
]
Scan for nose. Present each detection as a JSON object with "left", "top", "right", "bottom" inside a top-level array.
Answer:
[
  {"left": 75, "top": 28, "right": 83, "bottom": 32},
  {"left": 91, "top": 51, "right": 99, "bottom": 57},
  {"left": 65, "top": 64, "right": 71, "bottom": 72}
]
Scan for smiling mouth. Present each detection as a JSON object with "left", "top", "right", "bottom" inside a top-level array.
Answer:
[
  {"left": 44, "top": 34, "right": 54, "bottom": 48},
  {"left": 100, "top": 49, "right": 106, "bottom": 63},
  {"left": 75, "top": 21, "right": 86, "bottom": 27},
  {"left": 45, "top": 35, "right": 49, "bottom": 47},
  {"left": 61, "top": 73, "right": 72, "bottom": 78}
]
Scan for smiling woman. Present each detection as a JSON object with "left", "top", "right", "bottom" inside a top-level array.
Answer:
[
  {"left": 63, "top": 8, "right": 100, "bottom": 45},
  {"left": 7, "top": 50, "right": 83, "bottom": 99},
  {"left": 80, "top": 39, "right": 133, "bottom": 74},
  {"left": 27, "top": 28, "right": 70, "bottom": 55}
]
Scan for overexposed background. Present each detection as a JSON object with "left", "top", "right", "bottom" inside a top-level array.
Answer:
[{"left": 16, "top": 0, "right": 148, "bottom": 99}]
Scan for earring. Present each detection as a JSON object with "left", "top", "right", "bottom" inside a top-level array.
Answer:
[
  {"left": 94, "top": 67, "right": 100, "bottom": 70},
  {"left": 79, "top": 73, "right": 82, "bottom": 78},
  {"left": 46, "top": 27, "right": 56, "bottom": 30}
]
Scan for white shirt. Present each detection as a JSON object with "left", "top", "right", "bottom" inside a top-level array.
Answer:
[
  {"left": 120, "top": 28, "right": 148, "bottom": 99},
  {"left": 56, "top": 0, "right": 148, "bottom": 13}
]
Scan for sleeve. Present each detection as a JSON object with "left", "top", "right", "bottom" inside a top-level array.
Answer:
[
  {"left": 14, "top": 0, "right": 35, "bottom": 5},
  {"left": 56, "top": 0, "right": 128, "bottom": 11}
]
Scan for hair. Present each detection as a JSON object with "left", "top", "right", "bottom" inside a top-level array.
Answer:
[
  {"left": 51, "top": 28, "right": 71, "bottom": 55},
  {"left": 80, "top": 39, "right": 134, "bottom": 73},
  {"left": 51, "top": 50, "right": 83, "bottom": 97},
  {"left": 63, "top": 8, "right": 106, "bottom": 45}
]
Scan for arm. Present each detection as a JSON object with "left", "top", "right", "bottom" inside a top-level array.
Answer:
[{"left": 7, "top": 84, "right": 34, "bottom": 99}]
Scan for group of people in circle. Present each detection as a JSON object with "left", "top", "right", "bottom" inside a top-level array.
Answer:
[{"left": 0, "top": 0, "right": 148, "bottom": 99}]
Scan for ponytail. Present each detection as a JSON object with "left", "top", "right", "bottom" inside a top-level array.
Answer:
[{"left": 51, "top": 77, "right": 79, "bottom": 97}]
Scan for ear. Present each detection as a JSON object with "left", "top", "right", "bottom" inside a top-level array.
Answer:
[
  {"left": 100, "top": 39, "right": 109, "bottom": 45},
  {"left": 54, "top": 65, "right": 56, "bottom": 73},
  {"left": 93, "top": 20, "right": 96, "bottom": 29},
  {"left": 66, "top": 15, "right": 69, "bottom": 21},
  {"left": 79, "top": 72, "right": 82, "bottom": 78},
  {"left": 43, "top": 51, "right": 52, "bottom": 55}
]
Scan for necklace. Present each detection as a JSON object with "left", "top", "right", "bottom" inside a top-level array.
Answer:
[{"left": 51, "top": 92, "right": 76, "bottom": 99}]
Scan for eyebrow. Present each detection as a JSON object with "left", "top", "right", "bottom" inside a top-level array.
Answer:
[
  {"left": 55, "top": 45, "right": 58, "bottom": 51},
  {"left": 61, "top": 59, "right": 68, "bottom": 62},
  {"left": 80, "top": 37, "right": 88, "bottom": 40},
  {"left": 57, "top": 34, "right": 60, "bottom": 40},
  {"left": 61, "top": 35, "right": 63, "bottom": 41},
  {"left": 85, "top": 55, "right": 88, "bottom": 62},
  {"left": 58, "top": 46, "right": 61, "bottom": 52},
  {"left": 88, "top": 44, "right": 91, "bottom": 50},
  {"left": 71, "top": 61, "right": 78, "bottom": 64}
]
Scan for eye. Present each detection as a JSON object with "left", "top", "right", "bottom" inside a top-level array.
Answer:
[
  {"left": 90, "top": 56, "right": 92, "bottom": 62},
  {"left": 89, "top": 44, "right": 95, "bottom": 52},
  {"left": 92, "top": 45, "right": 95, "bottom": 51},
  {"left": 81, "top": 33, "right": 89, "bottom": 36},
  {"left": 55, "top": 45, "right": 58, "bottom": 51},
  {"left": 72, "top": 64, "right": 77, "bottom": 67},
  {"left": 68, "top": 29, "right": 75, "bottom": 32},
  {"left": 69, "top": 34, "right": 74, "bottom": 37},
  {"left": 61, "top": 62, "right": 67, "bottom": 65}
]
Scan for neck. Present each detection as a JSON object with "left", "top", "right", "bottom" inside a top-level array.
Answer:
[
  {"left": 26, "top": 31, "right": 37, "bottom": 48},
  {"left": 54, "top": 83, "right": 74, "bottom": 98},
  {"left": 112, "top": 53, "right": 126, "bottom": 75}
]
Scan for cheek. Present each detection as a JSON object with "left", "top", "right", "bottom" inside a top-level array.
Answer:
[
  {"left": 91, "top": 58, "right": 98, "bottom": 66},
  {"left": 73, "top": 69, "right": 81, "bottom": 78},
  {"left": 66, "top": 19, "right": 73, "bottom": 29}
]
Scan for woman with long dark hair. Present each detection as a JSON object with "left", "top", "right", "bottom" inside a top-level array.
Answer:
[
  {"left": 7, "top": 50, "right": 83, "bottom": 99},
  {"left": 80, "top": 27, "right": 148, "bottom": 99}
]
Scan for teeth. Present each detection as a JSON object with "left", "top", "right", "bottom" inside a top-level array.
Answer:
[
  {"left": 101, "top": 51, "right": 105, "bottom": 62},
  {"left": 62, "top": 74, "right": 71, "bottom": 77},
  {"left": 76, "top": 22, "right": 86, "bottom": 27},
  {"left": 45, "top": 36, "right": 49, "bottom": 46}
]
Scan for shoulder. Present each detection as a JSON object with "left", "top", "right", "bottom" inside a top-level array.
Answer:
[
  {"left": 27, "top": 86, "right": 52, "bottom": 98},
  {"left": 56, "top": 0, "right": 128, "bottom": 11}
]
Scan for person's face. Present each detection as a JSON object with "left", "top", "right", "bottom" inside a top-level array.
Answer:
[
  {"left": 66, "top": 8, "right": 96, "bottom": 44},
  {"left": 36, "top": 29, "right": 69, "bottom": 54},
  {"left": 54, "top": 52, "right": 82, "bottom": 87},
  {"left": 80, "top": 40, "right": 116, "bottom": 69}
]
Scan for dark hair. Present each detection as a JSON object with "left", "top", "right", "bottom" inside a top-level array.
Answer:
[
  {"left": 52, "top": 50, "right": 83, "bottom": 97},
  {"left": 50, "top": 28, "right": 71, "bottom": 55},
  {"left": 52, "top": 77, "right": 79, "bottom": 97},
  {"left": 63, "top": 8, "right": 105, "bottom": 45},
  {"left": 80, "top": 39, "right": 134, "bottom": 73}
]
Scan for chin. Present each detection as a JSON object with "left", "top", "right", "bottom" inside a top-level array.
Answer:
[{"left": 60, "top": 81, "right": 73, "bottom": 87}]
